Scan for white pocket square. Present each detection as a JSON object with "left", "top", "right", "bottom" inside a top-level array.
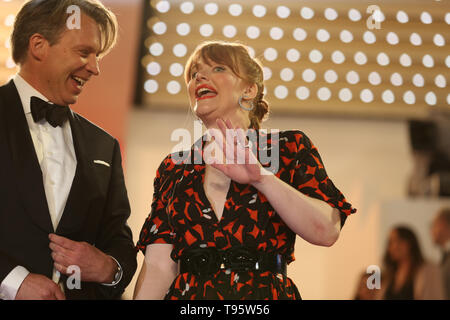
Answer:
[{"left": 94, "top": 160, "right": 110, "bottom": 167}]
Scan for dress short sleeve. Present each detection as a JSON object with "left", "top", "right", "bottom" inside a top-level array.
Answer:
[
  {"left": 136, "top": 156, "right": 176, "bottom": 253},
  {"left": 279, "top": 130, "right": 356, "bottom": 228}
]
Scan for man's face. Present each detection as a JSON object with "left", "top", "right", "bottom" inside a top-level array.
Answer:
[{"left": 40, "top": 14, "right": 101, "bottom": 106}]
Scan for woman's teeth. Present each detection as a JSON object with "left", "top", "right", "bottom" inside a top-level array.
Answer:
[{"left": 197, "top": 87, "right": 217, "bottom": 98}]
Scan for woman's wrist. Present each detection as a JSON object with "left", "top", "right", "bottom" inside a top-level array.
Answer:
[{"left": 251, "top": 167, "right": 275, "bottom": 191}]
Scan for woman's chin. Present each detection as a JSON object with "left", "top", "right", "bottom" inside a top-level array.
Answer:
[{"left": 193, "top": 103, "right": 215, "bottom": 118}]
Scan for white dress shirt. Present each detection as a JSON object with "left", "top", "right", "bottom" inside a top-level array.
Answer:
[{"left": 0, "top": 74, "right": 77, "bottom": 300}]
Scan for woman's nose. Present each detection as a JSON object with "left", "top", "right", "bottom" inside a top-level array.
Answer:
[{"left": 195, "top": 70, "right": 208, "bottom": 81}]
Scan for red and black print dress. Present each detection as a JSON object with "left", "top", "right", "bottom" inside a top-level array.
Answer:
[{"left": 136, "top": 130, "right": 356, "bottom": 300}]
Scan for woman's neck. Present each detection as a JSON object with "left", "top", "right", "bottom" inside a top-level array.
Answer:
[{"left": 201, "top": 109, "right": 250, "bottom": 131}]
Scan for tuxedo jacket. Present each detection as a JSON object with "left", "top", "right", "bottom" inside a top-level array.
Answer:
[
  {"left": 0, "top": 81, "right": 137, "bottom": 299},
  {"left": 443, "top": 251, "right": 450, "bottom": 300}
]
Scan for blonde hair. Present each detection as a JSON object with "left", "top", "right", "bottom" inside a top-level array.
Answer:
[{"left": 184, "top": 41, "right": 269, "bottom": 129}]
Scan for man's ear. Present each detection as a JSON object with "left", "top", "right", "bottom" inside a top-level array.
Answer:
[
  {"left": 28, "top": 33, "right": 49, "bottom": 62},
  {"left": 243, "top": 83, "right": 258, "bottom": 101}
]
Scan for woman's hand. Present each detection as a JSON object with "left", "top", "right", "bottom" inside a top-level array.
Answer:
[
  {"left": 206, "top": 118, "right": 263, "bottom": 185},
  {"left": 206, "top": 119, "right": 341, "bottom": 246}
]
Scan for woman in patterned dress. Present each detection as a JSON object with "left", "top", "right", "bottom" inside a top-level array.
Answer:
[{"left": 134, "top": 41, "right": 356, "bottom": 300}]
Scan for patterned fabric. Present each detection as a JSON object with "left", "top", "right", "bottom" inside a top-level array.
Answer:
[{"left": 137, "top": 130, "right": 356, "bottom": 300}]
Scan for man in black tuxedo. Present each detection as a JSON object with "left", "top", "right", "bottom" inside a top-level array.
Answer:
[
  {"left": 0, "top": 0, "right": 136, "bottom": 299},
  {"left": 431, "top": 208, "right": 450, "bottom": 300}
]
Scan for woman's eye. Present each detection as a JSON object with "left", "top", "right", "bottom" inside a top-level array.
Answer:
[
  {"left": 214, "top": 66, "right": 225, "bottom": 72},
  {"left": 191, "top": 71, "right": 197, "bottom": 79}
]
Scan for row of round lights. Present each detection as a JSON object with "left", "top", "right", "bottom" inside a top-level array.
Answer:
[
  {"left": 287, "top": 87, "right": 446, "bottom": 106},
  {"left": 3, "top": 39, "right": 15, "bottom": 69},
  {"left": 153, "top": 1, "right": 450, "bottom": 25},
  {"left": 2, "top": 13, "right": 16, "bottom": 69},
  {"left": 261, "top": 49, "right": 447, "bottom": 69},
  {"left": 146, "top": 2, "right": 449, "bottom": 108},
  {"left": 148, "top": 42, "right": 450, "bottom": 71},
  {"left": 151, "top": 21, "right": 446, "bottom": 47},
  {"left": 146, "top": 59, "right": 447, "bottom": 89},
  {"left": 144, "top": 78, "right": 448, "bottom": 106},
  {"left": 271, "top": 69, "right": 447, "bottom": 89}
]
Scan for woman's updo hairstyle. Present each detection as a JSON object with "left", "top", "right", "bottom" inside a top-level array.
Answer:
[{"left": 184, "top": 41, "right": 269, "bottom": 129}]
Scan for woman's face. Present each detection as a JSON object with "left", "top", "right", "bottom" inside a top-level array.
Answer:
[
  {"left": 187, "top": 57, "right": 248, "bottom": 121},
  {"left": 388, "top": 230, "right": 411, "bottom": 262}
]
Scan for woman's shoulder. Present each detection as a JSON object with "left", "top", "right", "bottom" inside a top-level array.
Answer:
[
  {"left": 154, "top": 152, "right": 188, "bottom": 179},
  {"left": 280, "top": 129, "right": 310, "bottom": 141},
  {"left": 417, "top": 261, "right": 441, "bottom": 276},
  {"left": 414, "top": 260, "right": 445, "bottom": 299},
  {"left": 259, "top": 128, "right": 307, "bottom": 138},
  {"left": 414, "top": 260, "right": 443, "bottom": 285},
  {"left": 260, "top": 129, "right": 313, "bottom": 151}
]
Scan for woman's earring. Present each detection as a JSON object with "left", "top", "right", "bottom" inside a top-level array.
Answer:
[{"left": 239, "top": 95, "right": 255, "bottom": 111}]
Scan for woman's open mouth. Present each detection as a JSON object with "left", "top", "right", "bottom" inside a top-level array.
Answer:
[{"left": 195, "top": 84, "right": 217, "bottom": 100}]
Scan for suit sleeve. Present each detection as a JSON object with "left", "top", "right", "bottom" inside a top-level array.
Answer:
[
  {"left": 92, "top": 139, "right": 137, "bottom": 299},
  {"left": 0, "top": 94, "right": 27, "bottom": 294},
  {"left": 0, "top": 252, "right": 22, "bottom": 285}
]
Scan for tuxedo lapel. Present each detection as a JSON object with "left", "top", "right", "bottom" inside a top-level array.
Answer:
[
  {"left": 56, "top": 112, "right": 97, "bottom": 236},
  {"left": 0, "top": 81, "right": 53, "bottom": 233}
]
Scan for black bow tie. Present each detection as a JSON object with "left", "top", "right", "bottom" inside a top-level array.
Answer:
[{"left": 30, "top": 96, "right": 70, "bottom": 128}]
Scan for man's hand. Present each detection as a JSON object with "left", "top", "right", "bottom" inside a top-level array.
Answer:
[
  {"left": 49, "top": 234, "right": 116, "bottom": 284},
  {"left": 16, "top": 273, "right": 65, "bottom": 300}
]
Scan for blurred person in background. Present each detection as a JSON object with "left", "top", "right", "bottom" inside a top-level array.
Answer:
[
  {"left": 353, "top": 272, "right": 377, "bottom": 300},
  {"left": 379, "top": 226, "right": 444, "bottom": 300},
  {"left": 431, "top": 207, "right": 450, "bottom": 299}
]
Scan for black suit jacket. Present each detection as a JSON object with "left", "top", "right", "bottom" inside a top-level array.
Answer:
[
  {"left": 443, "top": 250, "right": 450, "bottom": 300},
  {"left": 0, "top": 81, "right": 137, "bottom": 299}
]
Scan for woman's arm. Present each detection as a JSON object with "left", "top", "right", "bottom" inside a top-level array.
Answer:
[
  {"left": 211, "top": 119, "right": 343, "bottom": 247},
  {"left": 133, "top": 244, "right": 178, "bottom": 300},
  {"left": 252, "top": 170, "right": 341, "bottom": 247}
]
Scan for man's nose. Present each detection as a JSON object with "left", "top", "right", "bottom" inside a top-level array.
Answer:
[{"left": 86, "top": 55, "right": 100, "bottom": 76}]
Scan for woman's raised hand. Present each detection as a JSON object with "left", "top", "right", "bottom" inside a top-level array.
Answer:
[{"left": 204, "top": 118, "right": 264, "bottom": 185}]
